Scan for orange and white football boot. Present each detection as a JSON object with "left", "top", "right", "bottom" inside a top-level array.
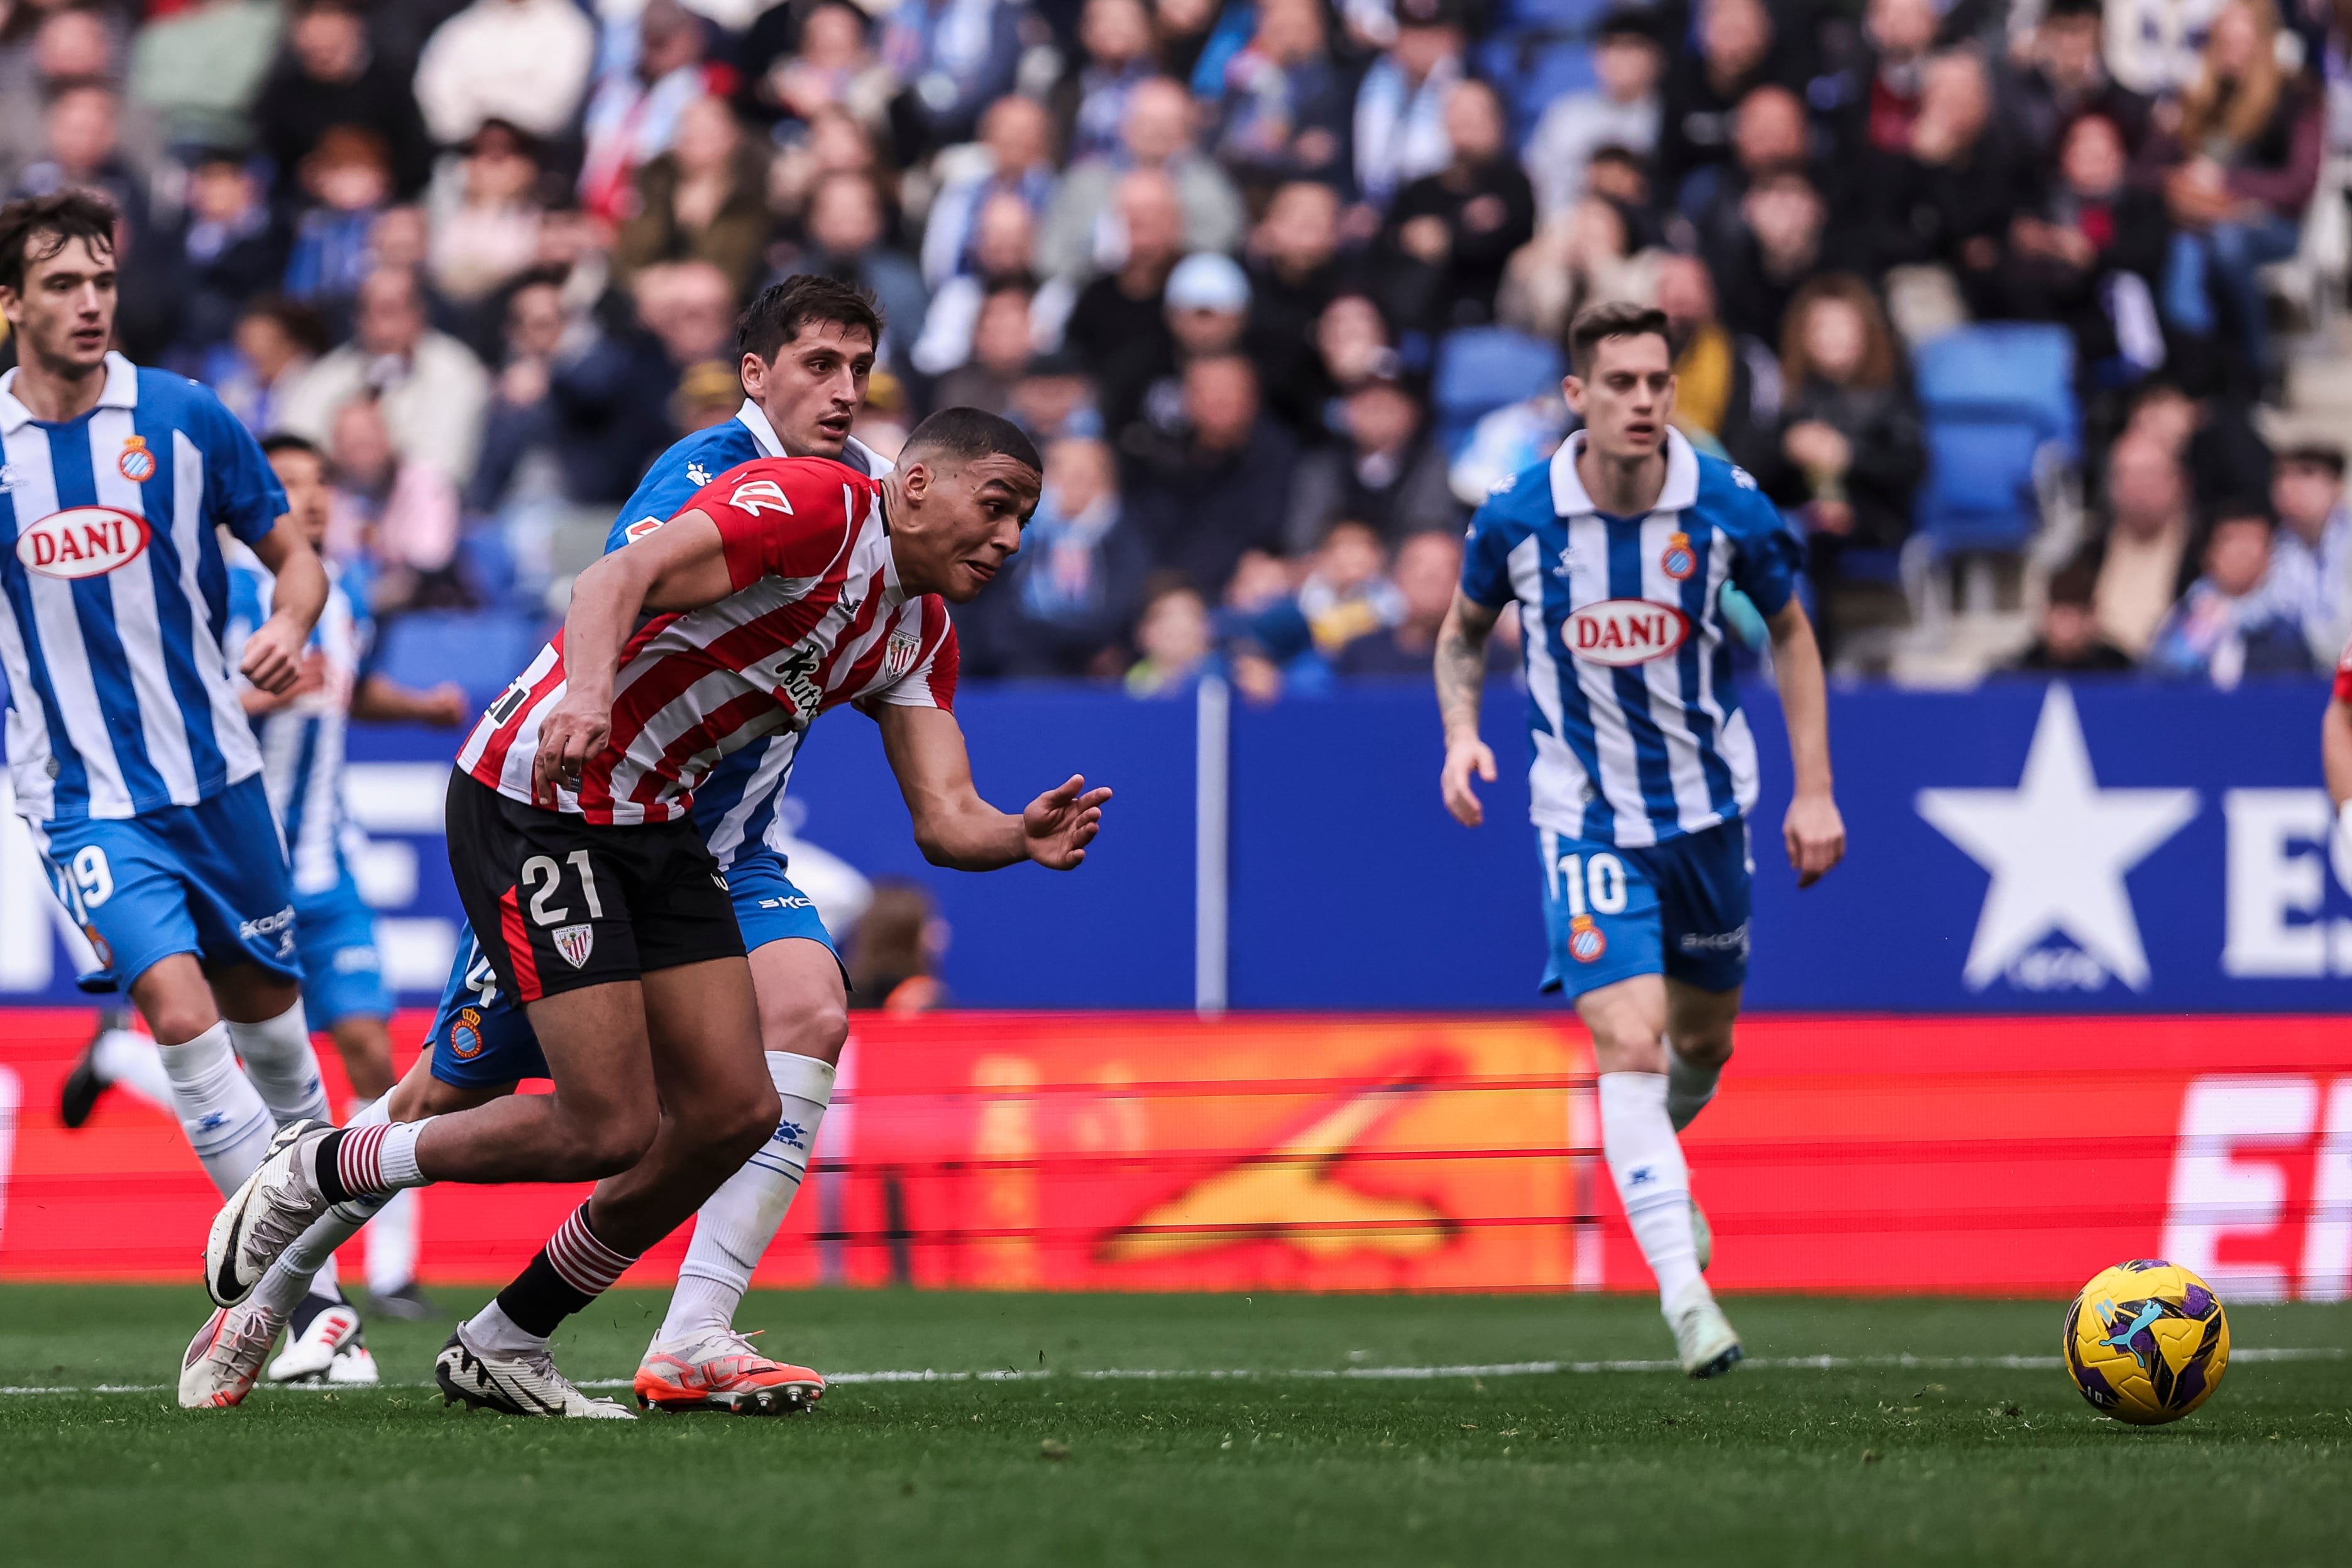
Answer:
[
  {"left": 634, "top": 1329, "right": 825, "bottom": 1416},
  {"left": 179, "top": 1300, "right": 287, "bottom": 1408}
]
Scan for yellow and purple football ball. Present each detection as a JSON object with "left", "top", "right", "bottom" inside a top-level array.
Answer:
[{"left": 2063, "top": 1260, "right": 2231, "bottom": 1425}]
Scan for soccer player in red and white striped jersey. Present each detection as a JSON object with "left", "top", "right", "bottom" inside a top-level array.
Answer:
[{"left": 204, "top": 410, "right": 1111, "bottom": 1418}]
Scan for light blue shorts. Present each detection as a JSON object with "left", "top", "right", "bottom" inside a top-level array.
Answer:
[
  {"left": 36, "top": 774, "right": 299, "bottom": 992},
  {"left": 294, "top": 863, "right": 392, "bottom": 1026},
  {"left": 1537, "top": 818, "right": 1752, "bottom": 999}
]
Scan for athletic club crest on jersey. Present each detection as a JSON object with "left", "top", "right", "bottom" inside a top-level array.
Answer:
[
  {"left": 116, "top": 434, "right": 156, "bottom": 483},
  {"left": 1568, "top": 913, "right": 1607, "bottom": 963},
  {"left": 1660, "top": 530, "right": 1695, "bottom": 581},
  {"left": 552, "top": 924, "right": 595, "bottom": 969},
  {"left": 882, "top": 627, "right": 922, "bottom": 682}
]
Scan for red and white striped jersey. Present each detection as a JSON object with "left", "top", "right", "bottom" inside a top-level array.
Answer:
[{"left": 458, "top": 456, "right": 959, "bottom": 823}]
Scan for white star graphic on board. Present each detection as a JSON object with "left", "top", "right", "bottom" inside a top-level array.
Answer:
[{"left": 1916, "top": 684, "right": 2199, "bottom": 991}]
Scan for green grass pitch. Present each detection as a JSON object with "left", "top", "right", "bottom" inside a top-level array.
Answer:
[{"left": 2, "top": 1284, "right": 2346, "bottom": 1567}]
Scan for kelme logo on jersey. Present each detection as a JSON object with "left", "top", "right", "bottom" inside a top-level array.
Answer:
[
  {"left": 16, "top": 507, "right": 151, "bottom": 579},
  {"left": 1564, "top": 599, "right": 1690, "bottom": 666},
  {"left": 116, "top": 435, "right": 156, "bottom": 483},
  {"left": 1661, "top": 530, "right": 1696, "bottom": 581},
  {"left": 552, "top": 924, "right": 595, "bottom": 969},
  {"left": 1568, "top": 913, "right": 1607, "bottom": 963}
]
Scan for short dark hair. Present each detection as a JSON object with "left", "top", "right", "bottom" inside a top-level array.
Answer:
[
  {"left": 900, "top": 406, "right": 1044, "bottom": 478},
  {"left": 2210, "top": 499, "right": 2275, "bottom": 529},
  {"left": 735, "top": 274, "right": 884, "bottom": 363},
  {"left": 2047, "top": 555, "right": 2099, "bottom": 607},
  {"left": 0, "top": 190, "right": 118, "bottom": 293},
  {"left": 2282, "top": 442, "right": 2347, "bottom": 478},
  {"left": 1568, "top": 300, "right": 1671, "bottom": 376},
  {"left": 260, "top": 432, "right": 322, "bottom": 462},
  {"left": 2045, "top": 0, "right": 2102, "bottom": 21}
]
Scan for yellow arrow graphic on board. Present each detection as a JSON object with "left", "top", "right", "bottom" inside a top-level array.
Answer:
[{"left": 1096, "top": 1080, "right": 1449, "bottom": 1261}]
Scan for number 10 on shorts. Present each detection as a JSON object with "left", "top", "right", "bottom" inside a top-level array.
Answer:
[{"left": 1551, "top": 850, "right": 1629, "bottom": 918}]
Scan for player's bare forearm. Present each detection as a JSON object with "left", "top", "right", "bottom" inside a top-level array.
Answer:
[
  {"left": 1766, "top": 600, "right": 1833, "bottom": 799},
  {"left": 352, "top": 674, "right": 470, "bottom": 727},
  {"left": 1436, "top": 593, "right": 1502, "bottom": 827},
  {"left": 1766, "top": 598, "right": 1845, "bottom": 884},
  {"left": 1435, "top": 593, "right": 1498, "bottom": 745},
  {"left": 248, "top": 518, "right": 328, "bottom": 634},
  {"left": 240, "top": 520, "right": 329, "bottom": 693},
  {"left": 2324, "top": 698, "right": 2352, "bottom": 806},
  {"left": 879, "top": 705, "right": 1108, "bottom": 871}
]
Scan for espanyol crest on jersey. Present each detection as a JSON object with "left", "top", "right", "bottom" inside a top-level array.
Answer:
[{"left": 1458, "top": 429, "right": 1802, "bottom": 850}]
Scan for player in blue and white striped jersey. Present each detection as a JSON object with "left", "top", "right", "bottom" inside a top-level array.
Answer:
[
  {"left": 0, "top": 193, "right": 338, "bottom": 1321},
  {"left": 1437, "top": 301, "right": 1847, "bottom": 1379},
  {"left": 223, "top": 433, "right": 469, "bottom": 1344}
]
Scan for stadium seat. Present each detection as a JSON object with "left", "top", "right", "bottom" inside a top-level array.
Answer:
[
  {"left": 373, "top": 609, "right": 552, "bottom": 711},
  {"left": 1432, "top": 328, "right": 1565, "bottom": 456},
  {"left": 1910, "top": 324, "right": 2078, "bottom": 556},
  {"left": 1500, "top": 0, "right": 1616, "bottom": 33},
  {"left": 1477, "top": 33, "right": 1598, "bottom": 148}
]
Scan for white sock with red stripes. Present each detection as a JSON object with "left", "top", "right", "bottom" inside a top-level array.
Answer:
[
  {"left": 471, "top": 1202, "right": 640, "bottom": 1356},
  {"left": 310, "top": 1118, "right": 432, "bottom": 1203}
]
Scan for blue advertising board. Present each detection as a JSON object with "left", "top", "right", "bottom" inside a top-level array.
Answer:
[{"left": 0, "top": 677, "right": 2343, "bottom": 1013}]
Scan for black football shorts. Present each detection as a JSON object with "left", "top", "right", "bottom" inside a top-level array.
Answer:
[{"left": 443, "top": 770, "right": 745, "bottom": 1005}]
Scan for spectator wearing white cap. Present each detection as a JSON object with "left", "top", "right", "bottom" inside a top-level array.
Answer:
[
  {"left": 414, "top": 0, "right": 597, "bottom": 146},
  {"left": 1126, "top": 251, "right": 1254, "bottom": 441}
]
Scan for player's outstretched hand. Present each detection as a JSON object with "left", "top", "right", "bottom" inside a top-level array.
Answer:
[
  {"left": 239, "top": 613, "right": 312, "bottom": 696},
  {"left": 1024, "top": 774, "right": 1112, "bottom": 870},
  {"left": 531, "top": 694, "right": 612, "bottom": 807},
  {"left": 1440, "top": 736, "right": 1497, "bottom": 827},
  {"left": 1784, "top": 791, "right": 1847, "bottom": 888}
]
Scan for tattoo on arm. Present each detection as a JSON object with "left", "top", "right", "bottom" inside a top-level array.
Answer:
[{"left": 1436, "top": 593, "right": 1501, "bottom": 739}]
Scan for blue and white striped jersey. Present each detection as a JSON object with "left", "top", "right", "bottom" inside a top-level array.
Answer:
[
  {"left": 600, "top": 400, "right": 890, "bottom": 869},
  {"left": 1462, "top": 430, "right": 1800, "bottom": 848},
  {"left": 224, "top": 553, "right": 372, "bottom": 896},
  {"left": 0, "top": 354, "right": 283, "bottom": 823}
]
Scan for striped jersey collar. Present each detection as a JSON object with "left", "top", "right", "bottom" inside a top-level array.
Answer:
[
  {"left": 0, "top": 351, "right": 140, "bottom": 433},
  {"left": 1548, "top": 427, "right": 1700, "bottom": 518},
  {"left": 734, "top": 398, "right": 884, "bottom": 478}
]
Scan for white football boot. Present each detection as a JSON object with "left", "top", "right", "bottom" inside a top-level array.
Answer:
[
  {"left": 180, "top": 1300, "right": 287, "bottom": 1408},
  {"left": 434, "top": 1323, "right": 634, "bottom": 1419},
  {"left": 1666, "top": 1277, "right": 1744, "bottom": 1378},
  {"left": 268, "top": 1300, "right": 378, "bottom": 1386},
  {"left": 206, "top": 1120, "right": 334, "bottom": 1307},
  {"left": 1690, "top": 1198, "right": 1713, "bottom": 1273}
]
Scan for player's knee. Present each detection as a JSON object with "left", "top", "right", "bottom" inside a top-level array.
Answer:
[
  {"left": 1671, "top": 1031, "right": 1734, "bottom": 1071},
  {"left": 766, "top": 996, "right": 849, "bottom": 1064},
  {"left": 143, "top": 999, "right": 222, "bottom": 1048},
  {"left": 567, "top": 1107, "right": 660, "bottom": 1178},
  {"left": 717, "top": 1083, "right": 784, "bottom": 1161}
]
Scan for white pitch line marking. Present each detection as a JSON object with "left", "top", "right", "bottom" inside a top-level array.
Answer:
[{"left": 1, "top": 1347, "right": 2339, "bottom": 1398}]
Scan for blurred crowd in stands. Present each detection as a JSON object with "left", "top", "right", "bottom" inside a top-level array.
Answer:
[{"left": 5, "top": 0, "right": 2351, "bottom": 692}]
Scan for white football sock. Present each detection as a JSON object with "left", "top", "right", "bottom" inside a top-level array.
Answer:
[
  {"left": 158, "top": 1022, "right": 277, "bottom": 1196},
  {"left": 465, "top": 1300, "right": 548, "bottom": 1357},
  {"left": 1598, "top": 1070, "right": 1701, "bottom": 1306},
  {"left": 91, "top": 1029, "right": 173, "bottom": 1112},
  {"left": 1666, "top": 1051, "right": 1724, "bottom": 1133},
  {"left": 656, "top": 1051, "right": 834, "bottom": 1349},
  {"left": 228, "top": 1001, "right": 331, "bottom": 1127},
  {"left": 250, "top": 1093, "right": 397, "bottom": 1315},
  {"left": 366, "top": 1190, "right": 421, "bottom": 1293}
]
